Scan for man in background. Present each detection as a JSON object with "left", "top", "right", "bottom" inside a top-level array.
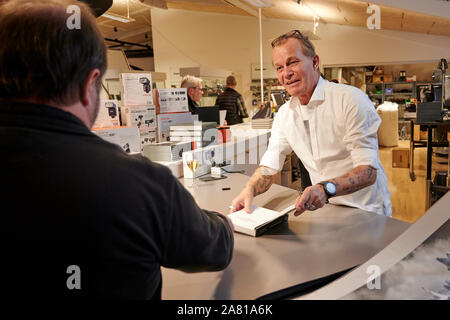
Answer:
[
  {"left": 181, "top": 75, "right": 204, "bottom": 114},
  {"left": 0, "top": 0, "right": 233, "bottom": 299},
  {"left": 216, "top": 75, "right": 249, "bottom": 125}
]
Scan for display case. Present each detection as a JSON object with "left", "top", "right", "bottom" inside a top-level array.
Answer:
[
  {"left": 366, "top": 81, "right": 440, "bottom": 106},
  {"left": 366, "top": 81, "right": 414, "bottom": 106}
]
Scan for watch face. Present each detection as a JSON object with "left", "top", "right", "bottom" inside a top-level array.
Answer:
[{"left": 325, "top": 182, "right": 336, "bottom": 195}]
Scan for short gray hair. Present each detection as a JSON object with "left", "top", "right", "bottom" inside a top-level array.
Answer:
[{"left": 181, "top": 75, "right": 202, "bottom": 88}]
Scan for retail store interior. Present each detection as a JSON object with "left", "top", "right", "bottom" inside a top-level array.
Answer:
[
  {"left": 95, "top": 0, "right": 450, "bottom": 224},
  {"left": 3, "top": 0, "right": 448, "bottom": 301}
]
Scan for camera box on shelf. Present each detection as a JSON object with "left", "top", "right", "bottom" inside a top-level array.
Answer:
[
  {"left": 92, "top": 100, "right": 120, "bottom": 129},
  {"left": 156, "top": 88, "right": 189, "bottom": 114},
  {"left": 92, "top": 126, "right": 140, "bottom": 155},
  {"left": 120, "top": 72, "right": 153, "bottom": 106},
  {"left": 139, "top": 127, "right": 157, "bottom": 146},
  {"left": 121, "top": 105, "right": 156, "bottom": 129}
]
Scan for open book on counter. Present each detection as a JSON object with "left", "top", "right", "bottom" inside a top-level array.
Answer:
[{"left": 228, "top": 205, "right": 295, "bottom": 237}]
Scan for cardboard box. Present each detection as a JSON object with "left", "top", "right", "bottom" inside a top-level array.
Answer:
[
  {"left": 120, "top": 72, "right": 153, "bottom": 106},
  {"left": 420, "top": 129, "right": 428, "bottom": 140},
  {"left": 92, "top": 100, "right": 120, "bottom": 129},
  {"left": 93, "top": 126, "right": 141, "bottom": 154},
  {"left": 392, "top": 148, "right": 409, "bottom": 168},
  {"left": 413, "top": 124, "right": 421, "bottom": 141},
  {"left": 139, "top": 127, "right": 157, "bottom": 146},
  {"left": 372, "top": 74, "right": 392, "bottom": 83},
  {"left": 156, "top": 88, "right": 189, "bottom": 114},
  {"left": 121, "top": 105, "right": 156, "bottom": 129}
]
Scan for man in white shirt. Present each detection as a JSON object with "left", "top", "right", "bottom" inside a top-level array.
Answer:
[{"left": 230, "top": 30, "right": 391, "bottom": 216}]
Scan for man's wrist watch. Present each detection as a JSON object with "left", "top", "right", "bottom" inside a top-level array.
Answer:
[{"left": 317, "top": 181, "right": 337, "bottom": 199}]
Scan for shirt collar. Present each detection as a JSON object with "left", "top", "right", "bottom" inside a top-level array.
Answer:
[
  {"left": 290, "top": 76, "right": 325, "bottom": 108},
  {"left": 309, "top": 76, "right": 325, "bottom": 103}
]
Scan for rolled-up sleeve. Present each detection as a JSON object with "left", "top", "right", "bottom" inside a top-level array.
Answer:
[
  {"left": 343, "top": 91, "right": 381, "bottom": 168},
  {"left": 260, "top": 111, "right": 293, "bottom": 171}
]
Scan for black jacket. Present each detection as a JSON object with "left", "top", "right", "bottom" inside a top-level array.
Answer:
[
  {"left": 216, "top": 87, "right": 248, "bottom": 125},
  {"left": 188, "top": 96, "right": 199, "bottom": 114},
  {"left": 0, "top": 101, "right": 233, "bottom": 299}
]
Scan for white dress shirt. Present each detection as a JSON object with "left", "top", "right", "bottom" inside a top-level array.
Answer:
[{"left": 260, "top": 77, "right": 392, "bottom": 216}]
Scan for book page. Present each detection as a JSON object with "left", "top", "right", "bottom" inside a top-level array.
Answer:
[{"left": 228, "top": 206, "right": 285, "bottom": 230}]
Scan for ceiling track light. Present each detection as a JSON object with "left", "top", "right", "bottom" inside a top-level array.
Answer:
[
  {"left": 102, "top": 12, "right": 135, "bottom": 23},
  {"left": 313, "top": 15, "right": 319, "bottom": 34},
  {"left": 102, "top": 0, "right": 135, "bottom": 23}
]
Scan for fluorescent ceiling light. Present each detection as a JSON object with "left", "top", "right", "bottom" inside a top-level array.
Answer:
[{"left": 102, "top": 12, "right": 135, "bottom": 23}]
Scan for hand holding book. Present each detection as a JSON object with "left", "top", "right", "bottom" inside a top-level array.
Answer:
[{"left": 227, "top": 206, "right": 289, "bottom": 237}]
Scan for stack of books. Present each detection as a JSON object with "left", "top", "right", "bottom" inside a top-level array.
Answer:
[
  {"left": 228, "top": 205, "right": 289, "bottom": 237},
  {"left": 251, "top": 118, "right": 273, "bottom": 129},
  {"left": 169, "top": 122, "right": 218, "bottom": 148},
  {"left": 141, "top": 141, "right": 192, "bottom": 162}
]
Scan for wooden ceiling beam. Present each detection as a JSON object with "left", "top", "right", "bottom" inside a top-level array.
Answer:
[{"left": 223, "top": 0, "right": 264, "bottom": 18}]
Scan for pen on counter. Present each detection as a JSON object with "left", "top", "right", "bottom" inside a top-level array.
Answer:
[{"left": 222, "top": 187, "right": 231, "bottom": 191}]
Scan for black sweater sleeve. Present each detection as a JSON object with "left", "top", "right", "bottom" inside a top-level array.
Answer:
[{"left": 161, "top": 175, "right": 234, "bottom": 272}]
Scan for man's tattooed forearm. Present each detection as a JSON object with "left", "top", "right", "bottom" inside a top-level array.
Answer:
[
  {"left": 367, "top": 166, "right": 375, "bottom": 180},
  {"left": 343, "top": 186, "right": 360, "bottom": 193},
  {"left": 247, "top": 168, "right": 274, "bottom": 196},
  {"left": 253, "top": 174, "right": 272, "bottom": 196},
  {"left": 333, "top": 165, "right": 377, "bottom": 196}
]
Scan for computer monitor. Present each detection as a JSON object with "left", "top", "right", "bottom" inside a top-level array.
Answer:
[
  {"left": 197, "top": 106, "right": 220, "bottom": 124},
  {"left": 271, "top": 93, "right": 284, "bottom": 106}
]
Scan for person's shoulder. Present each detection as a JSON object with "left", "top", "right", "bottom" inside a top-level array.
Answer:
[
  {"left": 88, "top": 137, "right": 174, "bottom": 179},
  {"left": 123, "top": 152, "right": 174, "bottom": 177},
  {"left": 324, "top": 80, "right": 369, "bottom": 104},
  {"left": 277, "top": 98, "right": 293, "bottom": 115},
  {"left": 271, "top": 99, "right": 292, "bottom": 128},
  {"left": 324, "top": 80, "right": 361, "bottom": 95}
]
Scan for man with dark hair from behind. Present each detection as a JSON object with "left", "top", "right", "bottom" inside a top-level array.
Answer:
[
  {"left": 216, "top": 75, "right": 249, "bottom": 125},
  {"left": 0, "top": 0, "right": 233, "bottom": 299}
]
